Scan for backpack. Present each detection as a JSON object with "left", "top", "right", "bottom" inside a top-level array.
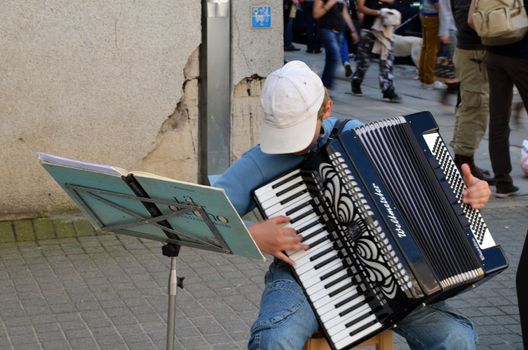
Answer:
[{"left": 472, "top": 0, "right": 528, "bottom": 46}]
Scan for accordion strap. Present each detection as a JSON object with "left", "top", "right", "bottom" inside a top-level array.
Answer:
[
  {"left": 330, "top": 119, "right": 351, "bottom": 140},
  {"left": 305, "top": 119, "right": 351, "bottom": 163}
]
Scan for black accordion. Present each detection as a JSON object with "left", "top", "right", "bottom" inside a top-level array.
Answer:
[{"left": 253, "top": 112, "right": 508, "bottom": 350}]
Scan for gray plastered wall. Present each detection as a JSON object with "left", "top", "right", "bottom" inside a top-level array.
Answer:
[
  {"left": 0, "top": 0, "right": 283, "bottom": 218},
  {"left": 230, "top": 0, "right": 283, "bottom": 161}
]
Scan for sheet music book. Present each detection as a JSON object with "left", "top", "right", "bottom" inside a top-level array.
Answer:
[{"left": 38, "top": 152, "right": 264, "bottom": 261}]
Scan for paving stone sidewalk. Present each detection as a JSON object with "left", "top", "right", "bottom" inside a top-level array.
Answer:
[
  {"left": 1, "top": 44, "right": 527, "bottom": 350},
  {"left": 0, "top": 205, "right": 526, "bottom": 350}
]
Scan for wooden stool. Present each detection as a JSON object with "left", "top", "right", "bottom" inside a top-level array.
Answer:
[{"left": 303, "top": 329, "right": 394, "bottom": 350}]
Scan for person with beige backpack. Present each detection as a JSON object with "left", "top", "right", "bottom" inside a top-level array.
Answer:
[{"left": 469, "top": 0, "right": 528, "bottom": 197}]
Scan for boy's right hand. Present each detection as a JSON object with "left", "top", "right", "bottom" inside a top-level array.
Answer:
[{"left": 249, "top": 216, "right": 309, "bottom": 266}]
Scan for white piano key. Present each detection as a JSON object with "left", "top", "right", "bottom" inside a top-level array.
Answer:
[
  {"left": 289, "top": 239, "right": 332, "bottom": 262},
  {"left": 327, "top": 305, "right": 371, "bottom": 336},
  {"left": 264, "top": 196, "right": 312, "bottom": 217},
  {"left": 297, "top": 259, "right": 344, "bottom": 289},
  {"left": 258, "top": 179, "right": 308, "bottom": 208},
  {"left": 264, "top": 192, "right": 312, "bottom": 217},
  {"left": 299, "top": 230, "right": 329, "bottom": 248},
  {"left": 316, "top": 287, "right": 359, "bottom": 316},
  {"left": 313, "top": 284, "right": 358, "bottom": 309},
  {"left": 320, "top": 294, "right": 365, "bottom": 324},
  {"left": 308, "top": 276, "right": 353, "bottom": 302},
  {"left": 295, "top": 222, "right": 325, "bottom": 238},
  {"left": 295, "top": 250, "right": 338, "bottom": 275},
  {"left": 254, "top": 170, "right": 301, "bottom": 198},
  {"left": 295, "top": 250, "right": 333, "bottom": 276},
  {"left": 304, "top": 269, "right": 348, "bottom": 295},
  {"left": 324, "top": 299, "right": 370, "bottom": 331},
  {"left": 261, "top": 188, "right": 318, "bottom": 221},
  {"left": 311, "top": 268, "right": 355, "bottom": 300},
  {"left": 255, "top": 169, "right": 301, "bottom": 191},
  {"left": 267, "top": 205, "right": 318, "bottom": 228},
  {"left": 266, "top": 203, "right": 312, "bottom": 222}
]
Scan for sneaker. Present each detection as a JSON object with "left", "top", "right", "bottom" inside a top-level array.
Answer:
[
  {"left": 351, "top": 80, "right": 363, "bottom": 96},
  {"left": 476, "top": 165, "right": 491, "bottom": 176},
  {"left": 495, "top": 184, "right": 519, "bottom": 198},
  {"left": 344, "top": 62, "right": 353, "bottom": 78},
  {"left": 433, "top": 81, "right": 448, "bottom": 90},
  {"left": 383, "top": 89, "right": 402, "bottom": 103},
  {"left": 420, "top": 82, "right": 434, "bottom": 90}
]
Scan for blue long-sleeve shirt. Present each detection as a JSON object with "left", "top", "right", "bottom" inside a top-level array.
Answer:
[{"left": 213, "top": 117, "right": 362, "bottom": 217}]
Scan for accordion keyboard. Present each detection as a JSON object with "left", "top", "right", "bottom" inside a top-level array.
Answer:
[{"left": 254, "top": 169, "right": 384, "bottom": 348}]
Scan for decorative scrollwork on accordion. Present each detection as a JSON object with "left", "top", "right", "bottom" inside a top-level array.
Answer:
[
  {"left": 319, "top": 163, "right": 356, "bottom": 225},
  {"left": 319, "top": 162, "right": 398, "bottom": 299}
]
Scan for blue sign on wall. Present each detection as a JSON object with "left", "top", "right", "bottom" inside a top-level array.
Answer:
[{"left": 252, "top": 6, "right": 272, "bottom": 29}]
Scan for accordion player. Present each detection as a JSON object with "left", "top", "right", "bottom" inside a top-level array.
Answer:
[{"left": 253, "top": 111, "right": 508, "bottom": 350}]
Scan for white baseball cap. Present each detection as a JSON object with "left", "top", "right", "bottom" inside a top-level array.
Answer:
[{"left": 260, "top": 61, "right": 325, "bottom": 154}]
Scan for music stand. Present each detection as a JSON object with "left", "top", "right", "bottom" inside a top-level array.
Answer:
[
  {"left": 38, "top": 153, "right": 263, "bottom": 350},
  {"left": 64, "top": 184, "right": 238, "bottom": 350}
]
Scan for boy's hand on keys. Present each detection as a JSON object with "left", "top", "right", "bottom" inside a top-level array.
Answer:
[{"left": 249, "top": 216, "right": 309, "bottom": 266}]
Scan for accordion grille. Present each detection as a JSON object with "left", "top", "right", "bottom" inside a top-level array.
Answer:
[{"left": 354, "top": 118, "right": 483, "bottom": 289}]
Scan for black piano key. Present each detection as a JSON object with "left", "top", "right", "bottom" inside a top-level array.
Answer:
[
  {"left": 272, "top": 173, "right": 300, "bottom": 189},
  {"left": 310, "top": 246, "right": 334, "bottom": 262},
  {"left": 290, "top": 209, "right": 315, "bottom": 224},
  {"left": 334, "top": 290, "right": 360, "bottom": 308},
  {"left": 280, "top": 189, "right": 309, "bottom": 205},
  {"left": 320, "top": 266, "right": 344, "bottom": 281},
  {"left": 339, "top": 296, "right": 373, "bottom": 317},
  {"left": 309, "top": 236, "right": 329, "bottom": 249},
  {"left": 324, "top": 273, "right": 349, "bottom": 289},
  {"left": 303, "top": 227, "right": 325, "bottom": 241},
  {"left": 297, "top": 220, "right": 318, "bottom": 233},
  {"left": 314, "top": 254, "right": 339, "bottom": 269},
  {"left": 344, "top": 310, "right": 373, "bottom": 328},
  {"left": 348, "top": 319, "right": 379, "bottom": 336},
  {"left": 329, "top": 281, "right": 355, "bottom": 298},
  {"left": 285, "top": 200, "right": 313, "bottom": 216},
  {"left": 276, "top": 181, "right": 304, "bottom": 197}
]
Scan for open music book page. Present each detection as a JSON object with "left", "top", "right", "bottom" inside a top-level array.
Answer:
[
  {"left": 37, "top": 152, "right": 264, "bottom": 260},
  {"left": 38, "top": 152, "right": 127, "bottom": 177}
]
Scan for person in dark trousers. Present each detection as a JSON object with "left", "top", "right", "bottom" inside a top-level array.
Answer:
[
  {"left": 468, "top": 0, "right": 527, "bottom": 198},
  {"left": 303, "top": 0, "right": 322, "bottom": 53},
  {"left": 284, "top": 0, "right": 301, "bottom": 51}
]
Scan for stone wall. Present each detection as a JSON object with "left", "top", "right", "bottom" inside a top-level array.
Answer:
[{"left": 0, "top": 1, "right": 202, "bottom": 218}]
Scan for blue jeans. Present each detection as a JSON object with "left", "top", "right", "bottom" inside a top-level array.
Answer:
[
  {"left": 319, "top": 28, "right": 344, "bottom": 89},
  {"left": 340, "top": 37, "right": 350, "bottom": 65},
  {"left": 248, "top": 260, "right": 477, "bottom": 350}
]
